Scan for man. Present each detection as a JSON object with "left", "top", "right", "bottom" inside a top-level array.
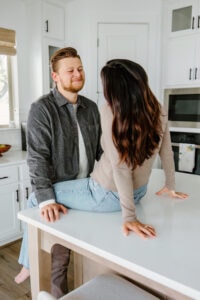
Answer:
[{"left": 15, "top": 47, "right": 102, "bottom": 297}]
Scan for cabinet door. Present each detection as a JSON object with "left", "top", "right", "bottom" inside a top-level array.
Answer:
[
  {"left": 165, "top": 35, "right": 196, "bottom": 87},
  {"left": 42, "top": 1, "right": 65, "bottom": 40},
  {"left": 194, "top": 34, "right": 200, "bottom": 81},
  {"left": 42, "top": 39, "right": 65, "bottom": 94},
  {"left": 167, "top": 0, "right": 199, "bottom": 36},
  {"left": 0, "top": 183, "right": 21, "bottom": 245}
]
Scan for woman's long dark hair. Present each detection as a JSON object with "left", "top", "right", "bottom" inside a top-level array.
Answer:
[{"left": 101, "top": 59, "right": 162, "bottom": 170}]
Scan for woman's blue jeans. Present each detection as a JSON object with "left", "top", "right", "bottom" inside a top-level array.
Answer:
[{"left": 18, "top": 178, "right": 147, "bottom": 269}]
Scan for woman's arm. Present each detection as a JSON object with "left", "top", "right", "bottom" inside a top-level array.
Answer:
[
  {"left": 158, "top": 116, "right": 188, "bottom": 199},
  {"left": 100, "top": 104, "right": 156, "bottom": 238}
]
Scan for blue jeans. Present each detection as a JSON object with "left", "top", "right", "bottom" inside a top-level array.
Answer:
[{"left": 18, "top": 178, "right": 147, "bottom": 269}]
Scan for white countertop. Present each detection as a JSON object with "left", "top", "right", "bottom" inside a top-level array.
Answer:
[
  {"left": 18, "top": 169, "right": 200, "bottom": 299},
  {"left": 0, "top": 150, "right": 27, "bottom": 166}
]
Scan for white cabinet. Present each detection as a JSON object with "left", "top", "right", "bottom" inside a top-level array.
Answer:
[
  {"left": 163, "top": 0, "right": 200, "bottom": 88},
  {"left": 42, "top": 0, "right": 66, "bottom": 94},
  {"left": 167, "top": 0, "right": 200, "bottom": 36},
  {"left": 26, "top": 0, "right": 66, "bottom": 100},
  {"left": 0, "top": 165, "right": 21, "bottom": 246},
  {"left": 42, "top": 39, "right": 65, "bottom": 94},
  {"left": 42, "top": 1, "right": 65, "bottom": 40},
  {"left": 0, "top": 151, "right": 31, "bottom": 246},
  {"left": 164, "top": 34, "right": 200, "bottom": 87}
]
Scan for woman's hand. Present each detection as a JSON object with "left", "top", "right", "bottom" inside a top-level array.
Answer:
[
  {"left": 122, "top": 220, "right": 156, "bottom": 239},
  {"left": 156, "top": 187, "right": 188, "bottom": 199}
]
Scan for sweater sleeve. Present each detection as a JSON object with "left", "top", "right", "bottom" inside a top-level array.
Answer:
[
  {"left": 159, "top": 114, "right": 175, "bottom": 190},
  {"left": 100, "top": 104, "right": 137, "bottom": 223},
  {"left": 27, "top": 101, "right": 56, "bottom": 203}
]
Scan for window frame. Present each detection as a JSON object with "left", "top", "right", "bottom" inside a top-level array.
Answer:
[
  {"left": 0, "top": 54, "right": 14, "bottom": 128},
  {"left": 0, "top": 27, "right": 16, "bottom": 129}
]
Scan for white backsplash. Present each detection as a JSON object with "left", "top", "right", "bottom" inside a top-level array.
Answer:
[{"left": 0, "top": 128, "right": 22, "bottom": 151}]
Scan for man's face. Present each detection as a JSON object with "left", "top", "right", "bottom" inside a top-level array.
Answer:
[{"left": 52, "top": 57, "right": 85, "bottom": 93}]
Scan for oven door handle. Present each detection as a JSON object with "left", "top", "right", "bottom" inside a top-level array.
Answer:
[{"left": 171, "top": 142, "right": 200, "bottom": 149}]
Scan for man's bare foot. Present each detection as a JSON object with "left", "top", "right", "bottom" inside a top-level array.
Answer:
[{"left": 14, "top": 267, "right": 30, "bottom": 284}]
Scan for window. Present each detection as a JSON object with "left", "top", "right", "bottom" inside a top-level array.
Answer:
[
  {"left": 0, "top": 55, "right": 12, "bottom": 126},
  {"left": 0, "top": 27, "right": 16, "bottom": 128}
]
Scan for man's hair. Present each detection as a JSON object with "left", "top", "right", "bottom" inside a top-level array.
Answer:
[{"left": 50, "top": 47, "right": 81, "bottom": 72}]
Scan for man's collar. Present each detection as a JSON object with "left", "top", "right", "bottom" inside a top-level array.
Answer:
[{"left": 52, "top": 87, "right": 86, "bottom": 108}]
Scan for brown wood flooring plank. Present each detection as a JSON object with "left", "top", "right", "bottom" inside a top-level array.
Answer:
[
  {"left": 0, "top": 240, "right": 31, "bottom": 300},
  {"left": 0, "top": 240, "right": 74, "bottom": 300}
]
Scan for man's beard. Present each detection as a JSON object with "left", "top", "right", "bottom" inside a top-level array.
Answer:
[{"left": 61, "top": 79, "right": 84, "bottom": 93}]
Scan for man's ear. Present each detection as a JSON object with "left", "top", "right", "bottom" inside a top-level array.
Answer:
[{"left": 51, "top": 72, "right": 58, "bottom": 83}]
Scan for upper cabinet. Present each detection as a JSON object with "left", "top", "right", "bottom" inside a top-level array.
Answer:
[
  {"left": 167, "top": 0, "right": 200, "bottom": 36},
  {"left": 163, "top": 0, "right": 200, "bottom": 88},
  {"left": 164, "top": 34, "right": 200, "bottom": 87},
  {"left": 42, "top": 1, "right": 65, "bottom": 40},
  {"left": 26, "top": 0, "right": 66, "bottom": 101}
]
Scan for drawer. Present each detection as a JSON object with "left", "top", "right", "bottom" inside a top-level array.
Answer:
[{"left": 0, "top": 166, "right": 18, "bottom": 185}]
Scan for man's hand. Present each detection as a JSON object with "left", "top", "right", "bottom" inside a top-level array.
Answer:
[
  {"left": 156, "top": 187, "right": 189, "bottom": 199},
  {"left": 122, "top": 220, "right": 156, "bottom": 239},
  {"left": 40, "top": 203, "right": 68, "bottom": 222}
]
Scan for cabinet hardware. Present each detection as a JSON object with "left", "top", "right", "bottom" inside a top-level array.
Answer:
[
  {"left": 16, "top": 189, "right": 19, "bottom": 202},
  {"left": 0, "top": 176, "right": 8, "bottom": 180},
  {"left": 195, "top": 67, "right": 198, "bottom": 80},
  {"left": 189, "top": 68, "right": 192, "bottom": 80},
  {"left": 26, "top": 187, "right": 29, "bottom": 200},
  {"left": 192, "top": 16, "right": 195, "bottom": 29},
  {"left": 198, "top": 16, "right": 200, "bottom": 28},
  {"left": 45, "top": 20, "right": 49, "bottom": 32}
]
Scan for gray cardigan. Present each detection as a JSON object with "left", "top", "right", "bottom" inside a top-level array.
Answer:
[{"left": 27, "top": 87, "right": 102, "bottom": 204}]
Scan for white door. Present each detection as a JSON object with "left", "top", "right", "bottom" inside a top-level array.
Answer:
[{"left": 97, "top": 23, "right": 149, "bottom": 105}]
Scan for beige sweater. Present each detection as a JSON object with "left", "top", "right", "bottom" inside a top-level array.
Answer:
[{"left": 91, "top": 103, "right": 175, "bottom": 223}]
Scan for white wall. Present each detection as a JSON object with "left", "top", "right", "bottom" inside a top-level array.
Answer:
[{"left": 65, "top": 0, "right": 163, "bottom": 102}]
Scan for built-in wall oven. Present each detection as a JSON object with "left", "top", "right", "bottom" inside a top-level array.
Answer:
[
  {"left": 164, "top": 89, "right": 200, "bottom": 175},
  {"left": 170, "top": 130, "right": 200, "bottom": 175}
]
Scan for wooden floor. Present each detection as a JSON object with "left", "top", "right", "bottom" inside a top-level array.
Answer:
[
  {"left": 0, "top": 240, "right": 31, "bottom": 300},
  {"left": 0, "top": 239, "right": 74, "bottom": 300}
]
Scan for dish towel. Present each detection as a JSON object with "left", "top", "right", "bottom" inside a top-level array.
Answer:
[{"left": 178, "top": 143, "right": 195, "bottom": 173}]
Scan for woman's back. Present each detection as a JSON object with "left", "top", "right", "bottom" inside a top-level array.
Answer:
[{"left": 90, "top": 103, "right": 175, "bottom": 222}]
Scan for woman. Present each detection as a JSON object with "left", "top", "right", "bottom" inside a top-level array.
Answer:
[
  {"left": 16, "top": 59, "right": 188, "bottom": 284},
  {"left": 51, "top": 59, "right": 188, "bottom": 238}
]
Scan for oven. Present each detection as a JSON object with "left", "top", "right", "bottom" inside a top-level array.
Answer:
[
  {"left": 164, "top": 89, "right": 200, "bottom": 175},
  {"left": 170, "top": 130, "right": 200, "bottom": 175}
]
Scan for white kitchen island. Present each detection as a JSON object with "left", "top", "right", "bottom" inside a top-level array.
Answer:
[{"left": 18, "top": 169, "right": 200, "bottom": 300}]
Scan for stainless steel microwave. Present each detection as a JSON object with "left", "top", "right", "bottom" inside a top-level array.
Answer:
[{"left": 165, "top": 94, "right": 200, "bottom": 129}]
